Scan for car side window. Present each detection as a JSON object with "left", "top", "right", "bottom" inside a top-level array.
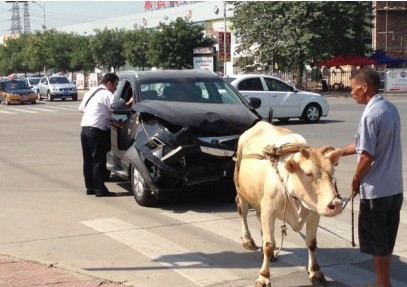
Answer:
[
  {"left": 264, "top": 78, "right": 293, "bottom": 92},
  {"left": 238, "top": 78, "right": 263, "bottom": 91}
]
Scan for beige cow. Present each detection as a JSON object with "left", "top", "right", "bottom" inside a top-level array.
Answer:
[{"left": 234, "top": 121, "right": 343, "bottom": 287}]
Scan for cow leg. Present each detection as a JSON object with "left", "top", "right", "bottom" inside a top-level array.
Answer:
[
  {"left": 255, "top": 202, "right": 276, "bottom": 287},
  {"left": 305, "top": 212, "right": 327, "bottom": 286},
  {"left": 235, "top": 195, "right": 258, "bottom": 251}
]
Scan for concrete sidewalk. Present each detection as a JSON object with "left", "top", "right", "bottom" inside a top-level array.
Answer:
[{"left": 0, "top": 254, "right": 130, "bottom": 287}]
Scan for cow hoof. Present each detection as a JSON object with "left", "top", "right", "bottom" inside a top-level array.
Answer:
[
  {"left": 242, "top": 239, "right": 258, "bottom": 251},
  {"left": 310, "top": 272, "right": 328, "bottom": 286},
  {"left": 255, "top": 280, "right": 271, "bottom": 287}
]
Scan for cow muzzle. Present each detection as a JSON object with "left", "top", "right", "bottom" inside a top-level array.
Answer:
[{"left": 324, "top": 197, "right": 343, "bottom": 216}]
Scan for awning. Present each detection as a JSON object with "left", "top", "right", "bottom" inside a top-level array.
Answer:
[
  {"left": 369, "top": 51, "right": 405, "bottom": 65},
  {"left": 317, "top": 55, "right": 376, "bottom": 67}
]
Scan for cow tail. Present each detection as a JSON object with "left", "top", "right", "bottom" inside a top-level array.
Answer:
[{"left": 233, "top": 141, "right": 243, "bottom": 190}]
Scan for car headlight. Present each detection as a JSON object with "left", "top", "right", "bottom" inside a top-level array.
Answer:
[{"left": 51, "top": 86, "right": 59, "bottom": 92}]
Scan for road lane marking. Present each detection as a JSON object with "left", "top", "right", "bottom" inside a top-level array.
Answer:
[
  {"left": 3, "top": 107, "right": 37, "bottom": 113},
  {"left": 44, "top": 105, "right": 79, "bottom": 111},
  {"left": 26, "top": 107, "right": 58, "bottom": 112},
  {"left": 81, "top": 217, "right": 240, "bottom": 287},
  {"left": 0, "top": 109, "right": 16, "bottom": 114}
]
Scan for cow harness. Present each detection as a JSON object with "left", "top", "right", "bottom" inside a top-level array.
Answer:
[
  {"left": 240, "top": 143, "right": 353, "bottom": 255},
  {"left": 240, "top": 143, "right": 311, "bottom": 257}
]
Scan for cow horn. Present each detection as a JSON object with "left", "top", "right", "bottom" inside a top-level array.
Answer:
[
  {"left": 300, "top": 148, "right": 310, "bottom": 159},
  {"left": 320, "top": 146, "right": 335, "bottom": 154}
]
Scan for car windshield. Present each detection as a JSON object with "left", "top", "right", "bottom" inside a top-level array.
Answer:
[
  {"left": 6, "top": 81, "right": 29, "bottom": 90},
  {"left": 27, "top": 78, "right": 40, "bottom": 85},
  {"left": 49, "top": 77, "right": 70, "bottom": 84},
  {"left": 133, "top": 78, "right": 245, "bottom": 104}
]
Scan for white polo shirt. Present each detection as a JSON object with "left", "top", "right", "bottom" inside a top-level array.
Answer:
[{"left": 79, "top": 84, "right": 115, "bottom": 130}]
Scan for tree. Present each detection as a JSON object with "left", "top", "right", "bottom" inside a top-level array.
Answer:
[
  {"left": 148, "top": 17, "right": 215, "bottom": 69},
  {"left": 123, "top": 28, "right": 153, "bottom": 71},
  {"left": 231, "top": 2, "right": 373, "bottom": 86},
  {"left": 0, "top": 34, "right": 31, "bottom": 75},
  {"left": 40, "top": 29, "right": 76, "bottom": 73},
  {"left": 21, "top": 32, "right": 47, "bottom": 75},
  {"left": 69, "top": 35, "right": 96, "bottom": 73},
  {"left": 91, "top": 28, "right": 126, "bottom": 72}
]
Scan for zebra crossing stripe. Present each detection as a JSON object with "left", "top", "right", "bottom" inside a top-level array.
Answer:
[
  {"left": 0, "top": 109, "right": 16, "bottom": 114},
  {"left": 4, "top": 107, "right": 37, "bottom": 113},
  {"left": 26, "top": 107, "right": 58, "bottom": 112},
  {"left": 159, "top": 210, "right": 385, "bottom": 283},
  {"left": 80, "top": 217, "right": 241, "bottom": 287},
  {"left": 43, "top": 105, "right": 79, "bottom": 111}
]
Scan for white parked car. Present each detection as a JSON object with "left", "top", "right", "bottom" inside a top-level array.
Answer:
[
  {"left": 226, "top": 74, "right": 329, "bottom": 123},
  {"left": 25, "top": 77, "right": 41, "bottom": 96},
  {"left": 37, "top": 75, "right": 78, "bottom": 101}
]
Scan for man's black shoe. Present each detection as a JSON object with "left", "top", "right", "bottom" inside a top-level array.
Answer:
[
  {"left": 95, "top": 191, "right": 117, "bottom": 197},
  {"left": 86, "top": 189, "right": 95, "bottom": 195}
]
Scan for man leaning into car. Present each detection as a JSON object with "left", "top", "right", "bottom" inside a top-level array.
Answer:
[{"left": 79, "top": 73, "right": 119, "bottom": 197}]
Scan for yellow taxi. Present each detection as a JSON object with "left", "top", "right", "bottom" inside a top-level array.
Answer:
[{"left": 0, "top": 80, "right": 37, "bottom": 105}]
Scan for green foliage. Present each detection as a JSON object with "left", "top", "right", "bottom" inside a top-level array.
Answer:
[
  {"left": 231, "top": 1, "right": 373, "bottom": 85},
  {"left": 123, "top": 28, "right": 152, "bottom": 71},
  {"left": 148, "top": 17, "right": 215, "bottom": 69},
  {"left": 0, "top": 34, "right": 31, "bottom": 75},
  {"left": 91, "top": 28, "right": 126, "bottom": 72},
  {"left": 69, "top": 35, "right": 96, "bottom": 73},
  {"left": 22, "top": 32, "right": 47, "bottom": 74}
]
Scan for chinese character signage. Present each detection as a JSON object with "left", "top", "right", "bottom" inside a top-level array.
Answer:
[{"left": 217, "top": 32, "right": 231, "bottom": 62}]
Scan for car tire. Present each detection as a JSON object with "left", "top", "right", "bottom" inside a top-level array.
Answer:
[
  {"left": 278, "top": 118, "right": 290, "bottom": 123},
  {"left": 72, "top": 95, "right": 78, "bottom": 101},
  {"left": 302, "top": 103, "right": 321, "bottom": 123},
  {"left": 268, "top": 107, "right": 274, "bottom": 123},
  {"left": 131, "top": 165, "right": 157, "bottom": 207},
  {"left": 47, "top": 91, "right": 54, "bottom": 102}
]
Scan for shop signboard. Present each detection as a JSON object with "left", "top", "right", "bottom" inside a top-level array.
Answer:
[{"left": 385, "top": 69, "right": 407, "bottom": 92}]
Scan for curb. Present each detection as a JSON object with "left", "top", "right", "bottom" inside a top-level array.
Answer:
[{"left": 0, "top": 254, "right": 131, "bottom": 287}]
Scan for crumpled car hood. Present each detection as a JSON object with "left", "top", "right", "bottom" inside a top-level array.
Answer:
[{"left": 134, "top": 101, "right": 259, "bottom": 135}]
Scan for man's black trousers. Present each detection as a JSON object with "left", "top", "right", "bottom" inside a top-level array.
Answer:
[{"left": 80, "top": 126, "right": 110, "bottom": 193}]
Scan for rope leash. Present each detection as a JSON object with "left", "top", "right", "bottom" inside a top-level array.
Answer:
[{"left": 342, "top": 191, "right": 358, "bottom": 247}]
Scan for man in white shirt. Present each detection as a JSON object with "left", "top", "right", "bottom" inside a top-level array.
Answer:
[{"left": 79, "top": 73, "right": 119, "bottom": 197}]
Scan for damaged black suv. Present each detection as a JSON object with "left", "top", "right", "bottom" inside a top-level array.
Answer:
[{"left": 107, "top": 70, "right": 262, "bottom": 206}]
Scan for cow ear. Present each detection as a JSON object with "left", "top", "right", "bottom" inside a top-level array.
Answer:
[
  {"left": 285, "top": 158, "right": 300, "bottom": 173},
  {"left": 325, "top": 149, "right": 343, "bottom": 166}
]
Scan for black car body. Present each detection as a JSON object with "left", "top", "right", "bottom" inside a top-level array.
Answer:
[{"left": 107, "top": 70, "right": 263, "bottom": 206}]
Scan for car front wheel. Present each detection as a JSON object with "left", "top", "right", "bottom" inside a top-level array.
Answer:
[
  {"left": 47, "top": 91, "right": 54, "bottom": 101},
  {"left": 302, "top": 103, "right": 321, "bottom": 123},
  {"left": 131, "top": 166, "right": 157, "bottom": 207}
]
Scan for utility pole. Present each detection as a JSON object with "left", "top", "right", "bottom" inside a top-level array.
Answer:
[
  {"left": 223, "top": 1, "right": 227, "bottom": 76},
  {"left": 32, "top": 1, "right": 46, "bottom": 31}
]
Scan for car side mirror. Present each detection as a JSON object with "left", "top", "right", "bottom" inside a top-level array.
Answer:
[
  {"left": 110, "top": 98, "right": 132, "bottom": 114},
  {"left": 248, "top": 97, "right": 261, "bottom": 109}
]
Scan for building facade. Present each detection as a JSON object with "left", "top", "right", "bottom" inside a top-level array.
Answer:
[{"left": 373, "top": 1, "right": 407, "bottom": 59}]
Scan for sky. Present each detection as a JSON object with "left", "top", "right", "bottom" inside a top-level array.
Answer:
[{"left": 0, "top": 0, "right": 146, "bottom": 36}]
